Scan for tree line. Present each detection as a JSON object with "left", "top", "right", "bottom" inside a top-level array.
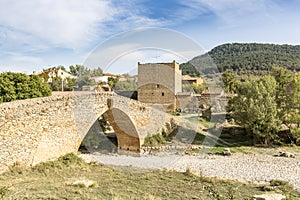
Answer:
[
  {"left": 0, "top": 65, "right": 105, "bottom": 103},
  {"left": 180, "top": 43, "right": 300, "bottom": 75}
]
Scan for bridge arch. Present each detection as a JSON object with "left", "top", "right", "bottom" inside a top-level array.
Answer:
[
  {"left": 73, "top": 93, "right": 142, "bottom": 153},
  {"left": 103, "top": 108, "right": 141, "bottom": 151},
  {"left": 80, "top": 107, "right": 141, "bottom": 153}
]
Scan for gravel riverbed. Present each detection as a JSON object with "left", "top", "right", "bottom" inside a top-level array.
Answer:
[{"left": 79, "top": 152, "right": 300, "bottom": 190}]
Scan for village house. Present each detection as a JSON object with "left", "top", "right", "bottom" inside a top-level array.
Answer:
[
  {"left": 182, "top": 74, "right": 204, "bottom": 86},
  {"left": 34, "top": 68, "right": 77, "bottom": 83}
]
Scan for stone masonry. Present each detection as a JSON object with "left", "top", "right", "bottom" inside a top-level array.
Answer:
[
  {"left": 0, "top": 92, "right": 176, "bottom": 173},
  {"left": 137, "top": 61, "right": 182, "bottom": 110}
]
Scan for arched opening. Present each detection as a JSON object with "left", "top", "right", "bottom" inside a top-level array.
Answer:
[
  {"left": 103, "top": 108, "right": 141, "bottom": 152},
  {"left": 79, "top": 116, "right": 118, "bottom": 154},
  {"left": 79, "top": 108, "right": 141, "bottom": 154}
]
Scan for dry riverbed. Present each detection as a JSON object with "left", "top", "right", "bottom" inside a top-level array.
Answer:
[{"left": 79, "top": 150, "right": 300, "bottom": 190}]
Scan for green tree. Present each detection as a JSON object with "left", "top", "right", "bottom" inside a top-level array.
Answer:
[
  {"left": 69, "top": 65, "right": 78, "bottom": 76},
  {"left": 288, "top": 73, "right": 300, "bottom": 127},
  {"left": 90, "top": 67, "right": 103, "bottom": 76},
  {"left": 108, "top": 77, "right": 118, "bottom": 90},
  {"left": 65, "top": 78, "right": 75, "bottom": 91},
  {"left": 29, "top": 75, "right": 52, "bottom": 97},
  {"left": 49, "top": 77, "right": 62, "bottom": 91},
  {"left": 222, "top": 69, "right": 239, "bottom": 93},
  {"left": 0, "top": 72, "right": 51, "bottom": 103},
  {"left": 69, "top": 65, "right": 103, "bottom": 90},
  {"left": 229, "top": 76, "right": 281, "bottom": 145},
  {"left": 0, "top": 74, "right": 16, "bottom": 103},
  {"left": 115, "top": 80, "right": 137, "bottom": 91},
  {"left": 271, "top": 66, "right": 293, "bottom": 123},
  {"left": 75, "top": 76, "right": 94, "bottom": 90}
]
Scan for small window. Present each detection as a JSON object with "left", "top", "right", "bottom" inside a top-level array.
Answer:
[
  {"left": 162, "top": 92, "right": 164, "bottom": 96},
  {"left": 156, "top": 84, "right": 160, "bottom": 88}
]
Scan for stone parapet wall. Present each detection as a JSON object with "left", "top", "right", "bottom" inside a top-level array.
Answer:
[{"left": 0, "top": 95, "right": 78, "bottom": 172}]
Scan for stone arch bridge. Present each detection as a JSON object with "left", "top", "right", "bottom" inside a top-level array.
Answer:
[{"left": 0, "top": 92, "right": 177, "bottom": 172}]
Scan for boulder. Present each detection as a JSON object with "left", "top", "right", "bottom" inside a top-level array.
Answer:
[
  {"left": 278, "top": 151, "right": 295, "bottom": 158},
  {"left": 71, "top": 180, "right": 97, "bottom": 188},
  {"left": 253, "top": 193, "right": 286, "bottom": 200},
  {"left": 222, "top": 148, "right": 232, "bottom": 156}
]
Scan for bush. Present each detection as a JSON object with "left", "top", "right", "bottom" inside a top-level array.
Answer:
[
  {"left": 269, "top": 179, "right": 294, "bottom": 194},
  {"left": 143, "top": 133, "right": 166, "bottom": 146},
  {"left": 33, "top": 153, "right": 87, "bottom": 173},
  {"left": 291, "top": 128, "right": 300, "bottom": 146}
]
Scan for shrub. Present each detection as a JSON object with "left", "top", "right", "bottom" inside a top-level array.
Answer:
[
  {"left": 0, "top": 186, "right": 8, "bottom": 198},
  {"left": 143, "top": 133, "right": 166, "bottom": 146},
  {"left": 291, "top": 128, "right": 300, "bottom": 146},
  {"left": 33, "top": 153, "right": 87, "bottom": 173},
  {"left": 269, "top": 179, "right": 294, "bottom": 194}
]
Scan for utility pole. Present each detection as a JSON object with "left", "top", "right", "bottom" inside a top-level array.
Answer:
[{"left": 61, "top": 78, "right": 64, "bottom": 92}]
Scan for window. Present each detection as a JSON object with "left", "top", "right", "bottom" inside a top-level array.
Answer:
[
  {"left": 156, "top": 84, "right": 160, "bottom": 88},
  {"left": 162, "top": 92, "right": 164, "bottom": 96}
]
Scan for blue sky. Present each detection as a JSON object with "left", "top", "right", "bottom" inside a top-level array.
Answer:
[{"left": 1, "top": 0, "right": 300, "bottom": 74}]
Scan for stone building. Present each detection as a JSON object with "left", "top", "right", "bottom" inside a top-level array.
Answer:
[
  {"left": 34, "top": 68, "right": 77, "bottom": 84},
  {"left": 137, "top": 60, "right": 182, "bottom": 110},
  {"left": 182, "top": 75, "right": 204, "bottom": 86}
]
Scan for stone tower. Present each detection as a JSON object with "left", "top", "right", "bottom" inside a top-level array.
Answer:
[{"left": 137, "top": 60, "right": 182, "bottom": 110}]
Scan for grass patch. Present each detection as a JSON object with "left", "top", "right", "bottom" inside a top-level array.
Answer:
[
  {"left": 208, "top": 147, "right": 226, "bottom": 154},
  {"left": 186, "top": 116, "right": 215, "bottom": 129},
  {"left": 261, "top": 179, "right": 298, "bottom": 199},
  {"left": 198, "top": 117, "right": 215, "bottom": 129},
  {"left": 143, "top": 133, "right": 167, "bottom": 146},
  {"left": 0, "top": 154, "right": 299, "bottom": 199}
]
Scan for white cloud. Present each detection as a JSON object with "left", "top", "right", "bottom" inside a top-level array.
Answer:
[
  {"left": 0, "top": 0, "right": 170, "bottom": 72},
  {"left": 179, "top": 0, "right": 278, "bottom": 26},
  {"left": 0, "top": 0, "right": 117, "bottom": 50},
  {"left": 0, "top": 0, "right": 167, "bottom": 51}
]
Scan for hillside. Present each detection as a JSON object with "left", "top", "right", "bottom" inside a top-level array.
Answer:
[{"left": 180, "top": 43, "right": 300, "bottom": 75}]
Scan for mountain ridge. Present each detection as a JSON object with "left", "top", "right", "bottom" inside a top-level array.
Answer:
[{"left": 180, "top": 43, "right": 300, "bottom": 75}]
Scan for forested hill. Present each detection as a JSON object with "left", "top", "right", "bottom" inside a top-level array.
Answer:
[{"left": 180, "top": 43, "right": 300, "bottom": 75}]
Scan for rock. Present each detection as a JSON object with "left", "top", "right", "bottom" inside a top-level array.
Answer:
[
  {"left": 190, "top": 145, "right": 202, "bottom": 150},
  {"left": 71, "top": 180, "right": 96, "bottom": 188},
  {"left": 215, "top": 123, "right": 223, "bottom": 129},
  {"left": 278, "top": 151, "right": 295, "bottom": 158},
  {"left": 253, "top": 193, "right": 286, "bottom": 200},
  {"left": 222, "top": 148, "right": 232, "bottom": 156}
]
